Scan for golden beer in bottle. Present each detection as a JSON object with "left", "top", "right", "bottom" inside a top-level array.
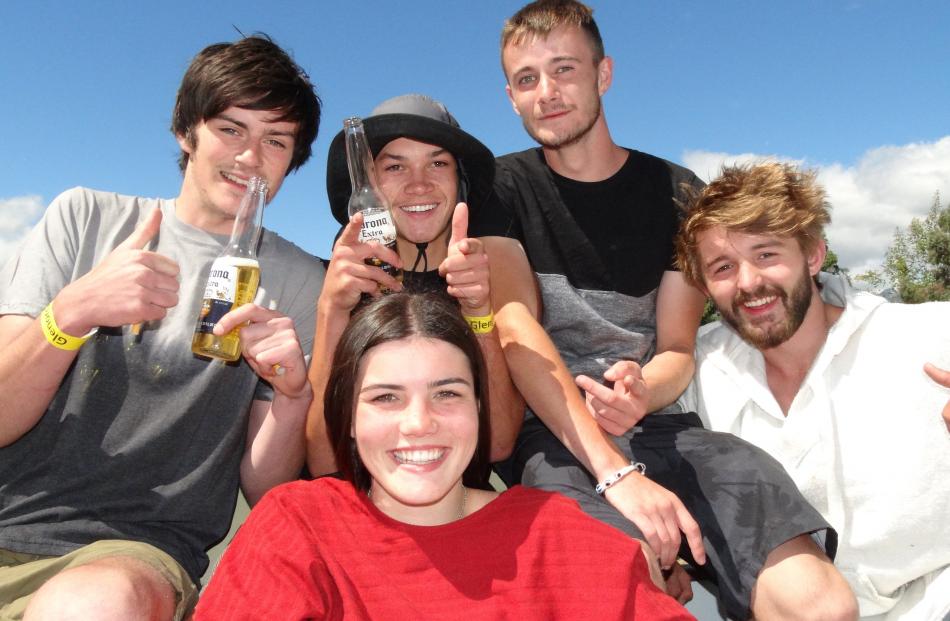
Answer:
[
  {"left": 344, "top": 116, "right": 402, "bottom": 284},
  {"left": 191, "top": 177, "right": 267, "bottom": 361}
]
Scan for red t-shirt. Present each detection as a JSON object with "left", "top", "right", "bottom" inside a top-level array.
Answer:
[{"left": 195, "top": 478, "right": 693, "bottom": 620}]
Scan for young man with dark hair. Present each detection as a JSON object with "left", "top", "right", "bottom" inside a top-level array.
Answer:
[
  {"left": 0, "top": 35, "right": 324, "bottom": 620},
  {"left": 306, "top": 94, "right": 529, "bottom": 476},
  {"left": 472, "top": 1, "right": 858, "bottom": 618},
  {"left": 677, "top": 162, "right": 950, "bottom": 620}
]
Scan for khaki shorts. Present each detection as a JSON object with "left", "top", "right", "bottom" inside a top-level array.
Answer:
[{"left": 0, "top": 539, "right": 198, "bottom": 620}]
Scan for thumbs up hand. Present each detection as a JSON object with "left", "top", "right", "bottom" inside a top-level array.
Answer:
[
  {"left": 438, "top": 203, "right": 491, "bottom": 315},
  {"left": 54, "top": 208, "right": 180, "bottom": 336}
]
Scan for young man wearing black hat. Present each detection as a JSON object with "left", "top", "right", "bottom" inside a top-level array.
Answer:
[{"left": 307, "top": 94, "right": 532, "bottom": 476}]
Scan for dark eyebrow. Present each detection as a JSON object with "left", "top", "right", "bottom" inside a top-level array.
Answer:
[
  {"left": 216, "top": 113, "right": 295, "bottom": 138},
  {"left": 359, "top": 376, "right": 470, "bottom": 393},
  {"left": 378, "top": 148, "right": 449, "bottom": 161},
  {"left": 429, "top": 377, "right": 471, "bottom": 389},
  {"left": 217, "top": 113, "right": 248, "bottom": 130},
  {"left": 359, "top": 383, "right": 402, "bottom": 394}
]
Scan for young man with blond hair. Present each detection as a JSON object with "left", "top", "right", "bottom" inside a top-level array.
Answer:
[
  {"left": 472, "top": 1, "right": 858, "bottom": 618},
  {"left": 677, "top": 162, "right": 950, "bottom": 620}
]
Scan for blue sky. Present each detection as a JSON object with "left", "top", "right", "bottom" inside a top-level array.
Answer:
[
  {"left": 3, "top": 2, "right": 947, "bottom": 616},
  {"left": 3, "top": 0, "right": 949, "bottom": 274}
]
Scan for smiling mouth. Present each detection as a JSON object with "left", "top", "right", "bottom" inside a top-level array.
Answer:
[
  {"left": 221, "top": 171, "right": 250, "bottom": 187},
  {"left": 743, "top": 296, "right": 777, "bottom": 309},
  {"left": 399, "top": 203, "right": 438, "bottom": 214},
  {"left": 392, "top": 448, "right": 446, "bottom": 465}
]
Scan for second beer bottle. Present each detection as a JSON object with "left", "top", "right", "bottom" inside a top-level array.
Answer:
[
  {"left": 344, "top": 116, "right": 402, "bottom": 284},
  {"left": 191, "top": 176, "right": 266, "bottom": 361}
]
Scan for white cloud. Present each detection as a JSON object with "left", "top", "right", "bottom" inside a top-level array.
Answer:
[
  {"left": 0, "top": 195, "right": 45, "bottom": 268},
  {"left": 682, "top": 136, "right": 950, "bottom": 273}
]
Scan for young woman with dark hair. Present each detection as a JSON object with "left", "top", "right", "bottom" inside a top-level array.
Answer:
[{"left": 196, "top": 293, "right": 693, "bottom": 620}]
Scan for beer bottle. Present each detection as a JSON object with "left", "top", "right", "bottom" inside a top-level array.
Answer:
[
  {"left": 344, "top": 116, "right": 402, "bottom": 283},
  {"left": 191, "top": 176, "right": 266, "bottom": 361}
]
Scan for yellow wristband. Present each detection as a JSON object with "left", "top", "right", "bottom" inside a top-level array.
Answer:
[
  {"left": 40, "top": 302, "right": 95, "bottom": 351},
  {"left": 463, "top": 311, "right": 495, "bottom": 335}
]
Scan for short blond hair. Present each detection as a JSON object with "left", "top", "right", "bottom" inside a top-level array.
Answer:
[
  {"left": 676, "top": 162, "right": 831, "bottom": 288},
  {"left": 501, "top": 0, "right": 604, "bottom": 71}
]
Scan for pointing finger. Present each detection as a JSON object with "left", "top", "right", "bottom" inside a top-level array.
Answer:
[
  {"left": 338, "top": 212, "right": 367, "bottom": 248},
  {"left": 924, "top": 362, "right": 950, "bottom": 389}
]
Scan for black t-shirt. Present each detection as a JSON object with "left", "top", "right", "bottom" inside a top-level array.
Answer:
[
  {"left": 474, "top": 148, "right": 703, "bottom": 298},
  {"left": 550, "top": 153, "right": 683, "bottom": 297}
]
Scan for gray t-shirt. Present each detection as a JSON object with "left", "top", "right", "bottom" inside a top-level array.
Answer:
[{"left": 0, "top": 187, "right": 325, "bottom": 583}]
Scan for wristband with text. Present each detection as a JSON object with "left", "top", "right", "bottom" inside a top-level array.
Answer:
[
  {"left": 595, "top": 461, "right": 646, "bottom": 495},
  {"left": 463, "top": 311, "right": 495, "bottom": 335},
  {"left": 40, "top": 302, "right": 97, "bottom": 351}
]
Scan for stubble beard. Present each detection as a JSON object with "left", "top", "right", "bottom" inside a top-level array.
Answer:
[
  {"left": 524, "top": 96, "right": 601, "bottom": 149},
  {"left": 720, "top": 266, "right": 813, "bottom": 350}
]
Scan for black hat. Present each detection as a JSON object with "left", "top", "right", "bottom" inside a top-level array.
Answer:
[{"left": 326, "top": 94, "right": 495, "bottom": 226}]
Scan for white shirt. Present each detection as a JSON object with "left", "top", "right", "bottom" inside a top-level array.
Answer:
[{"left": 680, "top": 273, "right": 950, "bottom": 620}]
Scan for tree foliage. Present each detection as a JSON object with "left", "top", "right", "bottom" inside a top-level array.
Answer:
[{"left": 880, "top": 191, "right": 950, "bottom": 303}]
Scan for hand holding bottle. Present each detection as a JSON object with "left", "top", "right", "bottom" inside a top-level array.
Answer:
[
  {"left": 344, "top": 116, "right": 402, "bottom": 285},
  {"left": 54, "top": 208, "right": 180, "bottom": 336},
  {"left": 439, "top": 203, "right": 491, "bottom": 315},
  {"left": 213, "top": 303, "right": 309, "bottom": 399},
  {"left": 192, "top": 177, "right": 266, "bottom": 361},
  {"left": 322, "top": 212, "right": 403, "bottom": 313}
]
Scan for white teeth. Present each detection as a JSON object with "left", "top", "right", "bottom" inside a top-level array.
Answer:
[
  {"left": 744, "top": 296, "right": 776, "bottom": 308},
  {"left": 393, "top": 448, "right": 445, "bottom": 465},
  {"left": 400, "top": 204, "right": 436, "bottom": 213},
  {"left": 221, "top": 172, "right": 249, "bottom": 186}
]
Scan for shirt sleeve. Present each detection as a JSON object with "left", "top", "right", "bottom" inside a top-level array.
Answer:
[
  {"left": 0, "top": 188, "right": 88, "bottom": 317},
  {"left": 469, "top": 170, "right": 524, "bottom": 241}
]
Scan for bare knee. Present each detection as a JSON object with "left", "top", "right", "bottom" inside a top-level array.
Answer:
[
  {"left": 751, "top": 535, "right": 858, "bottom": 621},
  {"left": 24, "top": 556, "right": 176, "bottom": 621}
]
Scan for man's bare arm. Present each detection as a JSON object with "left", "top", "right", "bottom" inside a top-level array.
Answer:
[
  {"left": 304, "top": 214, "right": 403, "bottom": 477},
  {"left": 222, "top": 303, "right": 313, "bottom": 505},
  {"left": 491, "top": 244, "right": 705, "bottom": 569},
  {"left": 478, "top": 237, "right": 534, "bottom": 460},
  {"left": 577, "top": 270, "right": 704, "bottom": 435},
  {"left": 0, "top": 209, "right": 179, "bottom": 446},
  {"left": 0, "top": 314, "right": 83, "bottom": 446},
  {"left": 643, "top": 270, "right": 706, "bottom": 410}
]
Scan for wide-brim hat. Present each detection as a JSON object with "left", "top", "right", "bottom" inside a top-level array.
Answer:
[{"left": 326, "top": 94, "right": 495, "bottom": 226}]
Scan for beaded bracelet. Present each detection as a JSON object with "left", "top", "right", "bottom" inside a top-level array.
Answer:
[{"left": 595, "top": 461, "right": 646, "bottom": 495}]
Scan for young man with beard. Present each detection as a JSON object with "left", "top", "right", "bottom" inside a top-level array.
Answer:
[
  {"left": 0, "top": 36, "right": 324, "bottom": 620},
  {"left": 677, "top": 162, "right": 950, "bottom": 620},
  {"left": 471, "top": 1, "right": 857, "bottom": 619}
]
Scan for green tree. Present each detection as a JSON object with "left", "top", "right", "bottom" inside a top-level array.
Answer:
[{"left": 881, "top": 191, "right": 950, "bottom": 303}]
